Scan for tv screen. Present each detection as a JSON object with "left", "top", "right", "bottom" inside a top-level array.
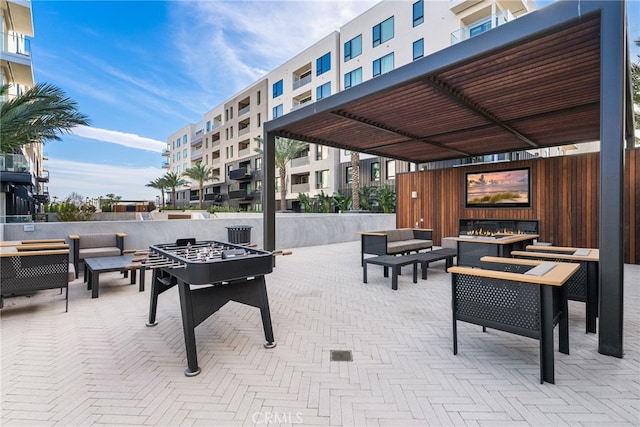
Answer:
[{"left": 465, "top": 167, "right": 531, "bottom": 208}]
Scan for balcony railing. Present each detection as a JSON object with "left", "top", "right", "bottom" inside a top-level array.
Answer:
[
  {"left": 229, "top": 167, "right": 254, "bottom": 180},
  {"left": 1, "top": 32, "right": 31, "bottom": 57},
  {"left": 162, "top": 161, "right": 170, "bottom": 169},
  {"left": 191, "top": 148, "right": 203, "bottom": 161},
  {"left": 228, "top": 189, "right": 255, "bottom": 200},
  {"left": 238, "top": 147, "right": 251, "bottom": 158},
  {"left": 162, "top": 149, "right": 170, "bottom": 156},
  {"left": 0, "top": 153, "right": 30, "bottom": 173},
  {"left": 450, "top": 10, "right": 511, "bottom": 45},
  {"left": 291, "top": 155, "right": 310, "bottom": 167},
  {"left": 37, "top": 170, "right": 49, "bottom": 182},
  {"left": 238, "top": 126, "right": 250, "bottom": 136},
  {"left": 239, "top": 105, "right": 250, "bottom": 116},
  {"left": 293, "top": 74, "right": 312, "bottom": 90},
  {"left": 291, "top": 183, "right": 310, "bottom": 193}
]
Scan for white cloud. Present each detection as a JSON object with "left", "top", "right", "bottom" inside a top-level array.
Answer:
[
  {"left": 47, "top": 158, "right": 166, "bottom": 201},
  {"left": 172, "top": 1, "right": 378, "bottom": 95},
  {"left": 71, "top": 125, "right": 166, "bottom": 152}
]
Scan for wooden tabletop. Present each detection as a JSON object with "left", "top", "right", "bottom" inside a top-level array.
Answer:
[
  {"left": 451, "top": 234, "right": 539, "bottom": 245},
  {"left": 519, "top": 245, "right": 599, "bottom": 262},
  {"left": 447, "top": 256, "right": 579, "bottom": 286}
]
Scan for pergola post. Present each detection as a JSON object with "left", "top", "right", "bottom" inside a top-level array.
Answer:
[
  {"left": 263, "top": 131, "right": 276, "bottom": 254},
  {"left": 598, "top": 0, "right": 626, "bottom": 358}
]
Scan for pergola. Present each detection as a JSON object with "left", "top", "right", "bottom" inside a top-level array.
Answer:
[{"left": 262, "top": 1, "right": 633, "bottom": 357}]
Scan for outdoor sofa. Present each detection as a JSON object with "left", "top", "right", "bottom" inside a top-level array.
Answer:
[
  {"left": 69, "top": 232, "right": 127, "bottom": 278},
  {"left": 358, "top": 228, "right": 433, "bottom": 266}
]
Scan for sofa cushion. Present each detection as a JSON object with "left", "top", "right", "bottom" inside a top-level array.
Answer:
[
  {"left": 79, "top": 247, "right": 121, "bottom": 260},
  {"left": 396, "top": 229, "right": 415, "bottom": 241},
  {"left": 387, "top": 239, "right": 433, "bottom": 254},
  {"left": 385, "top": 229, "right": 402, "bottom": 242}
]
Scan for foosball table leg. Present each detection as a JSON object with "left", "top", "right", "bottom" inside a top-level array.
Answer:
[
  {"left": 177, "top": 279, "right": 202, "bottom": 377},
  {"left": 257, "top": 277, "right": 277, "bottom": 349}
]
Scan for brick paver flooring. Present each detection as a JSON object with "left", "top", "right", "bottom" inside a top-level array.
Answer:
[{"left": 2, "top": 241, "right": 639, "bottom": 426}]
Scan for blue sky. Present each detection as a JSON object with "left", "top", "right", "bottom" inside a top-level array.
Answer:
[{"left": 32, "top": 0, "right": 639, "bottom": 202}]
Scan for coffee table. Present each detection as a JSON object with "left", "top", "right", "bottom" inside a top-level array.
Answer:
[
  {"left": 403, "top": 248, "right": 457, "bottom": 279},
  {"left": 84, "top": 254, "right": 145, "bottom": 298},
  {"left": 363, "top": 255, "right": 418, "bottom": 290}
]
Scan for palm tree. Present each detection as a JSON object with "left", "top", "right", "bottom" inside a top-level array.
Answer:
[
  {"left": 163, "top": 171, "right": 188, "bottom": 208},
  {"left": 1, "top": 83, "right": 90, "bottom": 153},
  {"left": 146, "top": 177, "right": 168, "bottom": 209},
  {"left": 182, "top": 163, "right": 219, "bottom": 209},
  {"left": 254, "top": 136, "right": 306, "bottom": 211},
  {"left": 350, "top": 152, "right": 360, "bottom": 210}
]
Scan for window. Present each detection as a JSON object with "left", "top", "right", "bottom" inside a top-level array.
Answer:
[
  {"left": 386, "top": 160, "right": 396, "bottom": 179},
  {"left": 230, "top": 146, "right": 233, "bottom": 157},
  {"left": 371, "top": 162, "right": 380, "bottom": 181},
  {"left": 177, "top": 151, "right": 181, "bottom": 161},
  {"left": 316, "top": 52, "right": 331, "bottom": 76},
  {"left": 177, "top": 139, "right": 181, "bottom": 148},
  {"left": 257, "top": 90, "right": 261, "bottom": 105},
  {"left": 230, "top": 126, "right": 233, "bottom": 138},
  {"left": 273, "top": 104, "right": 283, "bottom": 118},
  {"left": 315, "top": 170, "right": 329, "bottom": 189},
  {"left": 315, "top": 144, "right": 328, "bottom": 160},
  {"left": 225, "top": 147, "right": 229, "bottom": 159},
  {"left": 183, "top": 135, "right": 188, "bottom": 144},
  {"left": 413, "top": 39, "right": 424, "bottom": 60},
  {"left": 373, "top": 16, "right": 394, "bottom": 47},
  {"left": 257, "top": 113, "right": 261, "bottom": 127},
  {"left": 273, "top": 79, "right": 283, "bottom": 97},
  {"left": 183, "top": 148, "right": 188, "bottom": 158},
  {"left": 344, "top": 67, "right": 363, "bottom": 89},
  {"left": 225, "top": 128, "right": 229, "bottom": 140},
  {"left": 183, "top": 162, "right": 187, "bottom": 172},
  {"left": 316, "top": 82, "right": 331, "bottom": 100},
  {"left": 255, "top": 157, "right": 262, "bottom": 170},
  {"left": 206, "top": 121, "right": 211, "bottom": 132},
  {"left": 346, "top": 167, "right": 352, "bottom": 184},
  {"left": 344, "top": 34, "right": 362, "bottom": 61},
  {"left": 413, "top": 0, "right": 424, "bottom": 27},
  {"left": 275, "top": 177, "right": 281, "bottom": 192},
  {"left": 229, "top": 107, "right": 233, "bottom": 119},
  {"left": 373, "top": 53, "right": 394, "bottom": 77}
]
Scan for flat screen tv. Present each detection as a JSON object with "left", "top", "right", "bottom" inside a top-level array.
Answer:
[{"left": 465, "top": 167, "right": 531, "bottom": 208}]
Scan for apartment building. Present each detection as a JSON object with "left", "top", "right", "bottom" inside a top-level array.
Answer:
[
  {"left": 165, "top": 0, "right": 536, "bottom": 211},
  {"left": 0, "top": 0, "right": 48, "bottom": 223}
]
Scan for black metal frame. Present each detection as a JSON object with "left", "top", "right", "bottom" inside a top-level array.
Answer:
[
  {"left": 264, "top": 1, "right": 628, "bottom": 357},
  {"left": 451, "top": 270, "right": 569, "bottom": 384}
]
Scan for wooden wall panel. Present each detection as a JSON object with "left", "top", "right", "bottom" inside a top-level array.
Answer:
[{"left": 396, "top": 149, "right": 639, "bottom": 264}]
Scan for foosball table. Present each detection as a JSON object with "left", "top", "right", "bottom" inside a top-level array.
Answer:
[{"left": 135, "top": 239, "right": 276, "bottom": 376}]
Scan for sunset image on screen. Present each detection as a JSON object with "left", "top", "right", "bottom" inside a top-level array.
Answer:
[{"left": 466, "top": 169, "right": 530, "bottom": 206}]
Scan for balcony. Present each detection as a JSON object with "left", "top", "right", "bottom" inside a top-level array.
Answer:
[
  {"left": 451, "top": 10, "right": 512, "bottom": 45},
  {"left": 1, "top": 32, "right": 33, "bottom": 86},
  {"left": 191, "top": 133, "right": 203, "bottom": 146},
  {"left": 238, "top": 126, "right": 250, "bottom": 137},
  {"left": 162, "top": 161, "right": 170, "bottom": 169},
  {"left": 293, "top": 74, "right": 312, "bottom": 90},
  {"left": 239, "top": 104, "right": 250, "bottom": 116},
  {"left": 191, "top": 148, "right": 203, "bottom": 161},
  {"left": 228, "top": 189, "right": 255, "bottom": 200},
  {"left": 162, "top": 149, "right": 170, "bottom": 156},
  {"left": 36, "top": 170, "right": 49, "bottom": 182},
  {"left": 229, "top": 167, "right": 254, "bottom": 181},
  {"left": 291, "top": 183, "right": 310, "bottom": 193},
  {"left": 291, "top": 155, "right": 310, "bottom": 168},
  {"left": 204, "top": 193, "right": 223, "bottom": 203}
]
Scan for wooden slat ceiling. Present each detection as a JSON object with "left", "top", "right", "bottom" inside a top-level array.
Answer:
[{"left": 273, "top": 14, "right": 602, "bottom": 164}]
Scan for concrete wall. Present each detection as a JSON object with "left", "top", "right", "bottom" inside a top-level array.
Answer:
[{"left": 2, "top": 213, "right": 396, "bottom": 255}]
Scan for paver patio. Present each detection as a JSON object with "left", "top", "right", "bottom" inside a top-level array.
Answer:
[{"left": 2, "top": 241, "right": 639, "bottom": 426}]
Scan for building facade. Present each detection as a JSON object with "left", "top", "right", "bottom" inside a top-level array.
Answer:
[
  {"left": 165, "top": 0, "right": 536, "bottom": 211},
  {"left": 0, "top": 0, "right": 49, "bottom": 223}
]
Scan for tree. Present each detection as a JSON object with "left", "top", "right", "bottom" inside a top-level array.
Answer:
[
  {"left": 0, "top": 83, "right": 90, "bottom": 153},
  {"left": 350, "top": 152, "right": 361, "bottom": 210},
  {"left": 146, "top": 177, "right": 168, "bottom": 209},
  {"left": 254, "top": 136, "right": 306, "bottom": 211},
  {"left": 182, "top": 163, "right": 219, "bottom": 209},
  {"left": 163, "top": 172, "right": 188, "bottom": 208}
]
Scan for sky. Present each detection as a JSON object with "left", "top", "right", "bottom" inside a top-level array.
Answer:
[{"left": 32, "top": 0, "right": 640, "bottom": 202}]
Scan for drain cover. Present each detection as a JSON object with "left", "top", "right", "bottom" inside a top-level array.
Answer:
[{"left": 330, "top": 350, "right": 353, "bottom": 362}]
